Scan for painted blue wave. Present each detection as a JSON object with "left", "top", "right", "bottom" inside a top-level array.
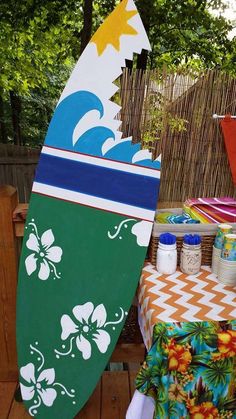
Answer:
[
  {"left": 45, "top": 91, "right": 114, "bottom": 155},
  {"left": 104, "top": 142, "right": 140, "bottom": 163},
  {"left": 74, "top": 126, "right": 114, "bottom": 156},
  {"left": 103, "top": 141, "right": 161, "bottom": 169},
  {"left": 45, "top": 90, "right": 160, "bottom": 169},
  {"left": 137, "top": 158, "right": 161, "bottom": 170}
]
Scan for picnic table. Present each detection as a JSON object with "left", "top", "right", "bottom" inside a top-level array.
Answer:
[{"left": 127, "top": 264, "right": 236, "bottom": 419}]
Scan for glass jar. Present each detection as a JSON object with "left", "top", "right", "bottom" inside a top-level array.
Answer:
[
  {"left": 157, "top": 233, "right": 177, "bottom": 275},
  {"left": 180, "top": 234, "right": 201, "bottom": 275}
]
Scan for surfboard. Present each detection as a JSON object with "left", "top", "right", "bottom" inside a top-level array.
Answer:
[{"left": 17, "top": 1, "right": 161, "bottom": 417}]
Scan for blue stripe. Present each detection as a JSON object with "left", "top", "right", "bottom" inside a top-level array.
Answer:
[{"left": 35, "top": 154, "right": 159, "bottom": 211}]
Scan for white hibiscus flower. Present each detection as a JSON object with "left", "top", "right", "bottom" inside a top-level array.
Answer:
[
  {"left": 59, "top": 302, "right": 111, "bottom": 360},
  {"left": 108, "top": 218, "right": 152, "bottom": 247},
  {"left": 25, "top": 226, "right": 62, "bottom": 280},
  {"left": 20, "top": 363, "right": 57, "bottom": 407},
  {"left": 131, "top": 220, "right": 153, "bottom": 247}
]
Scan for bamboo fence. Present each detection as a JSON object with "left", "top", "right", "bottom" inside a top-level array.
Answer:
[
  {"left": 0, "top": 68, "right": 236, "bottom": 203},
  {"left": 120, "top": 68, "right": 236, "bottom": 202}
]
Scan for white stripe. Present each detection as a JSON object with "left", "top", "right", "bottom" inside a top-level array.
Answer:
[
  {"left": 214, "top": 197, "right": 235, "bottom": 206},
  {"left": 32, "top": 182, "right": 155, "bottom": 221},
  {"left": 42, "top": 146, "right": 160, "bottom": 179},
  {"left": 192, "top": 204, "right": 217, "bottom": 223},
  {"left": 198, "top": 197, "right": 235, "bottom": 217}
]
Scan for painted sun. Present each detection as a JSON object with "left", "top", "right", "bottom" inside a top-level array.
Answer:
[{"left": 91, "top": 0, "right": 138, "bottom": 56}]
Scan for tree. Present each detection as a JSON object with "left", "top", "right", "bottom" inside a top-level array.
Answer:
[
  {"left": 80, "top": 0, "right": 93, "bottom": 54},
  {"left": 136, "top": 0, "right": 234, "bottom": 70},
  {"left": 0, "top": 0, "right": 83, "bottom": 145},
  {"left": 0, "top": 0, "right": 235, "bottom": 146},
  {"left": 136, "top": 0, "right": 155, "bottom": 70}
]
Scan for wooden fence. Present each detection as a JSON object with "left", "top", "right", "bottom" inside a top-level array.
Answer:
[
  {"left": 0, "top": 69, "right": 236, "bottom": 202},
  {"left": 0, "top": 145, "right": 40, "bottom": 202}
]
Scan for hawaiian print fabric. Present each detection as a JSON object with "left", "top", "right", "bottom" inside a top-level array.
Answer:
[{"left": 136, "top": 320, "right": 236, "bottom": 419}]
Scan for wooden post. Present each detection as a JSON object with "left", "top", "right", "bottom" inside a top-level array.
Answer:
[{"left": 0, "top": 186, "right": 18, "bottom": 380}]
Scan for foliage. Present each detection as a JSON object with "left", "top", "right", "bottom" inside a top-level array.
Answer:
[
  {"left": 142, "top": 93, "right": 188, "bottom": 148},
  {"left": 93, "top": 0, "right": 118, "bottom": 29},
  {"left": 0, "top": 0, "right": 235, "bottom": 146},
  {"left": 136, "top": 320, "right": 236, "bottom": 418},
  {"left": 136, "top": 0, "right": 235, "bottom": 70},
  {"left": 0, "top": 0, "right": 84, "bottom": 144},
  {"left": 0, "top": 0, "right": 82, "bottom": 95},
  {"left": 203, "top": 357, "right": 233, "bottom": 386}
]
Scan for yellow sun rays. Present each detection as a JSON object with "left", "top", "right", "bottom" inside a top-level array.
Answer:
[{"left": 91, "top": 0, "right": 138, "bottom": 56}]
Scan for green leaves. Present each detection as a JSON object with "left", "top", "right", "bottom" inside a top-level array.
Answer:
[
  {"left": 217, "top": 395, "right": 236, "bottom": 411},
  {"left": 135, "top": 359, "right": 167, "bottom": 394},
  {"left": 203, "top": 358, "right": 233, "bottom": 387},
  {"left": 1, "top": 0, "right": 235, "bottom": 146},
  {"left": 136, "top": 0, "right": 234, "bottom": 70},
  {"left": 142, "top": 93, "right": 188, "bottom": 147},
  {"left": 0, "top": 0, "right": 82, "bottom": 95}
]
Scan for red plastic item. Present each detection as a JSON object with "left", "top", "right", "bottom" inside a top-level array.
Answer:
[{"left": 220, "top": 114, "right": 236, "bottom": 185}]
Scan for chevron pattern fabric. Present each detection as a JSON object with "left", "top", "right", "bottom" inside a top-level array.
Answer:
[{"left": 138, "top": 264, "right": 236, "bottom": 349}]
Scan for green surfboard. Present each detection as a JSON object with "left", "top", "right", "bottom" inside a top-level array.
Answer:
[{"left": 17, "top": 1, "right": 161, "bottom": 417}]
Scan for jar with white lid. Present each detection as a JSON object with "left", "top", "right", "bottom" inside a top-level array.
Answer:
[
  {"left": 180, "top": 234, "right": 201, "bottom": 275},
  {"left": 157, "top": 233, "right": 177, "bottom": 275}
]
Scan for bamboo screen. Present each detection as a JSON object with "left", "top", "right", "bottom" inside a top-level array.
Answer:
[{"left": 119, "top": 69, "right": 236, "bottom": 203}]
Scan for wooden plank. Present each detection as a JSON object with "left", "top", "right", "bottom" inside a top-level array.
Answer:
[
  {"left": 13, "top": 204, "right": 28, "bottom": 237},
  {"left": 14, "top": 223, "right": 25, "bottom": 238},
  {"left": 128, "top": 368, "right": 140, "bottom": 397},
  {"left": 8, "top": 400, "right": 30, "bottom": 419},
  {"left": 0, "top": 382, "right": 17, "bottom": 419},
  {"left": 0, "top": 158, "right": 38, "bottom": 165},
  {"left": 101, "top": 371, "right": 130, "bottom": 419},
  {"left": 0, "top": 145, "right": 39, "bottom": 202},
  {"left": 76, "top": 380, "right": 101, "bottom": 419},
  {"left": 110, "top": 344, "right": 145, "bottom": 363},
  {"left": 0, "top": 186, "right": 19, "bottom": 380},
  {"left": 13, "top": 204, "right": 28, "bottom": 222}
]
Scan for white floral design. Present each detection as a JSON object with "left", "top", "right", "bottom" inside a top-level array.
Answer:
[
  {"left": 25, "top": 219, "right": 63, "bottom": 280},
  {"left": 131, "top": 220, "right": 153, "bottom": 247},
  {"left": 55, "top": 302, "right": 127, "bottom": 360},
  {"left": 108, "top": 218, "right": 152, "bottom": 247},
  {"left": 20, "top": 343, "right": 75, "bottom": 416},
  {"left": 20, "top": 364, "right": 57, "bottom": 410}
]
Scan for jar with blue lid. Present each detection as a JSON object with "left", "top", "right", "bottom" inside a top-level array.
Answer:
[
  {"left": 180, "top": 234, "right": 202, "bottom": 275},
  {"left": 157, "top": 233, "right": 177, "bottom": 275}
]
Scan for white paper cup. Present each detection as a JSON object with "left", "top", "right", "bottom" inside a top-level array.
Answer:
[
  {"left": 218, "top": 257, "right": 236, "bottom": 285},
  {"left": 211, "top": 246, "right": 221, "bottom": 275}
]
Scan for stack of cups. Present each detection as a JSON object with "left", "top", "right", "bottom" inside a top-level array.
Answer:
[
  {"left": 212, "top": 224, "right": 232, "bottom": 275},
  {"left": 218, "top": 234, "right": 236, "bottom": 285}
]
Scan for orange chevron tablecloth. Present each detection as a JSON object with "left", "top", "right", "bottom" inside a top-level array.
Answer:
[
  {"left": 129, "top": 264, "right": 236, "bottom": 419},
  {"left": 138, "top": 264, "right": 236, "bottom": 350}
]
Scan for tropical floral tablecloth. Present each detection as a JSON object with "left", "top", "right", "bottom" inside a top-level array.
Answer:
[{"left": 135, "top": 264, "right": 236, "bottom": 419}]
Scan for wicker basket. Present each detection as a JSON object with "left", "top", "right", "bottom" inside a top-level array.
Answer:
[{"left": 149, "top": 208, "right": 236, "bottom": 266}]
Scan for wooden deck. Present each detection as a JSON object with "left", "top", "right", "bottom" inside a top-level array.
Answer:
[{"left": 0, "top": 366, "right": 139, "bottom": 419}]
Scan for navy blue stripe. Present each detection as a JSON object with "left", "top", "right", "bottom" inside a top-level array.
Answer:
[{"left": 35, "top": 153, "right": 159, "bottom": 211}]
